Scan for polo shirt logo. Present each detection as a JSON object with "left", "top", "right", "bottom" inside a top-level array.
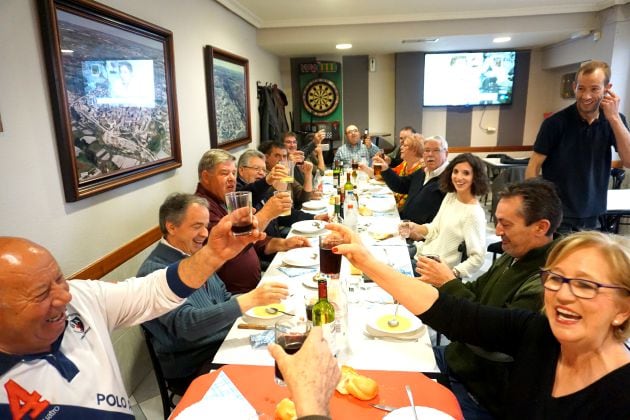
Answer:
[{"left": 68, "top": 313, "right": 90, "bottom": 339}]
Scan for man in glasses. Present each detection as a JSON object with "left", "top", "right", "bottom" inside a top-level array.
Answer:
[
  {"left": 416, "top": 178, "right": 562, "bottom": 419},
  {"left": 376, "top": 135, "right": 449, "bottom": 225},
  {"left": 334, "top": 124, "right": 380, "bottom": 166}
]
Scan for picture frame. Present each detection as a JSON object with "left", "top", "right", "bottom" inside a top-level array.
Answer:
[
  {"left": 204, "top": 46, "right": 251, "bottom": 150},
  {"left": 38, "top": 0, "right": 181, "bottom": 202}
]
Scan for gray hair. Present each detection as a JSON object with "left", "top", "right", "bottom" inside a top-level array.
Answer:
[
  {"left": 237, "top": 149, "right": 265, "bottom": 169},
  {"left": 424, "top": 135, "right": 448, "bottom": 150},
  {"left": 158, "top": 193, "right": 209, "bottom": 235},
  {"left": 198, "top": 149, "right": 235, "bottom": 179}
]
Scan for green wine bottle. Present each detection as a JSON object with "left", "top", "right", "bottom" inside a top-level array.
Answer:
[
  {"left": 333, "top": 159, "right": 341, "bottom": 188},
  {"left": 312, "top": 278, "right": 335, "bottom": 327}
]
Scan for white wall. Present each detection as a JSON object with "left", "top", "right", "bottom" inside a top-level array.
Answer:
[
  {"left": 0, "top": 0, "right": 282, "bottom": 275},
  {"left": 368, "top": 54, "right": 396, "bottom": 136}
]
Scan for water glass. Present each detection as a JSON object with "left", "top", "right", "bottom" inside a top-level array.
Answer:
[{"left": 224, "top": 191, "right": 253, "bottom": 236}]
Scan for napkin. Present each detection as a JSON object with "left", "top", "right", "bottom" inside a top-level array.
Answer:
[
  {"left": 249, "top": 329, "right": 275, "bottom": 348},
  {"left": 277, "top": 266, "right": 317, "bottom": 277},
  {"left": 176, "top": 371, "right": 257, "bottom": 420}
]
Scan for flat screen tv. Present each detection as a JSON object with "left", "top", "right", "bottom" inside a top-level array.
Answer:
[
  {"left": 81, "top": 59, "right": 156, "bottom": 107},
  {"left": 423, "top": 51, "right": 516, "bottom": 107}
]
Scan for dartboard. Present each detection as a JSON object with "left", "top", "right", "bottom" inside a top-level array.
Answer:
[{"left": 302, "top": 78, "right": 339, "bottom": 117}]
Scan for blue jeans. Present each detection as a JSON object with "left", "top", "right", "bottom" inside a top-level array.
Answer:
[{"left": 433, "top": 346, "right": 496, "bottom": 420}]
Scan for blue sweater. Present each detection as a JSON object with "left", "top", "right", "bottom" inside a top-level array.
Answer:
[{"left": 138, "top": 242, "right": 242, "bottom": 378}]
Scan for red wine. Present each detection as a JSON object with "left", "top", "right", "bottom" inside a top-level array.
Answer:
[
  {"left": 319, "top": 247, "right": 341, "bottom": 275},
  {"left": 275, "top": 339, "right": 304, "bottom": 381},
  {"left": 231, "top": 223, "right": 252, "bottom": 235},
  {"left": 351, "top": 162, "right": 359, "bottom": 170},
  {"left": 305, "top": 303, "right": 314, "bottom": 321}
]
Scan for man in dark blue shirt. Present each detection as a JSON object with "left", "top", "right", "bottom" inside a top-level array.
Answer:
[{"left": 526, "top": 60, "right": 630, "bottom": 233}]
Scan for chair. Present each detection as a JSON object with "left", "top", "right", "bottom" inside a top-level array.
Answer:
[
  {"left": 487, "top": 241, "right": 504, "bottom": 263},
  {"left": 140, "top": 325, "right": 185, "bottom": 419},
  {"left": 599, "top": 168, "right": 627, "bottom": 233}
]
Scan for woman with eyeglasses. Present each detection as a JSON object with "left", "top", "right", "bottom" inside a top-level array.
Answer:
[{"left": 329, "top": 226, "right": 630, "bottom": 418}]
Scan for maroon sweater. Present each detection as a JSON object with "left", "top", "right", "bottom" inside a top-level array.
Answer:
[{"left": 195, "top": 183, "right": 269, "bottom": 293}]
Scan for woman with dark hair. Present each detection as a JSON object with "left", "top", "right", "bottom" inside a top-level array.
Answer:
[{"left": 408, "top": 153, "right": 489, "bottom": 279}]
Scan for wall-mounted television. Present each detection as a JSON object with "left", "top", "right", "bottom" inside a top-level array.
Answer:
[
  {"left": 423, "top": 51, "right": 516, "bottom": 107},
  {"left": 81, "top": 59, "right": 156, "bottom": 107}
]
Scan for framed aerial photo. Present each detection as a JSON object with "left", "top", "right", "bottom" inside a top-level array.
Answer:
[
  {"left": 38, "top": 0, "right": 181, "bottom": 202},
  {"left": 204, "top": 46, "right": 251, "bottom": 150}
]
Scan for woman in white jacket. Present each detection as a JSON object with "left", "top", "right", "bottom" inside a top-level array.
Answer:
[{"left": 409, "top": 153, "right": 489, "bottom": 279}]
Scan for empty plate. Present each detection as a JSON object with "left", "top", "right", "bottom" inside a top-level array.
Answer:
[
  {"left": 282, "top": 248, "right": 319, "bottom": 267},
  {"left": 292, "top": 220, "right": 325, "bottom": 234},
  {"left": 302, "top": 200, "right": 327, "bottom": 210}
]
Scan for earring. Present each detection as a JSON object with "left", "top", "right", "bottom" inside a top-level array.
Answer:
[{"left": 612, "top": 320, "right": 621, "bottom": 326}]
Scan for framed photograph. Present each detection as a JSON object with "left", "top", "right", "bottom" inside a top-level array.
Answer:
[
  {"left": 38, "top": 0, "right": 181, "bottom": 202},
  {"left": 204, "top": 46, "right": 251, "bottom": 150}
]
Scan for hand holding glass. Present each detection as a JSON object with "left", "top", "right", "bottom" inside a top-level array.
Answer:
[
  {"left": 274, "top": 320, "right": 311, "bottom": 386},
  {"left": 225, "top": 191, "right": 253, "bottom": 236},
  {"left": 319, "top": 234, "right": 343, "bottom": 279}
]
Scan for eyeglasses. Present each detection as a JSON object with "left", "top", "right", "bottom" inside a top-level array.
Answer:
[
  {"left": 540, "top": 269, "right": 630, "bottom": 299},
  {"left": 242, "top": 166, "right": 267, "bottom": 173},
  {"left": 423, "top": 148, "right": 444, "bottom": 154}
]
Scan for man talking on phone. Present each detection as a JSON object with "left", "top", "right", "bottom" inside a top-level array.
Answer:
[{"left": 525, "top": 60, "right": 630, "bottom": 233}]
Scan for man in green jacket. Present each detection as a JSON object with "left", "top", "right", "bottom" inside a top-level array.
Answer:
[{"left": 417, "top": 178, "right": 562, "bottom": 419}]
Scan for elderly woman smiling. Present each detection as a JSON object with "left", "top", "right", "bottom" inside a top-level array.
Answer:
[{"left": 329, "top": 227, "right": 630, "bottom": 418}]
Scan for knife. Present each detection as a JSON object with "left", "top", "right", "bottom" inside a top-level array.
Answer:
[
  {"left": 237, "top": 323, "right": 272, "bottom": 330},
  {"left": 370, "top": 403, "right": 398, "bottom": 412}
]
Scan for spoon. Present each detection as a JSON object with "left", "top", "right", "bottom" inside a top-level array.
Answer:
[
  {"left": 405, "top": 385, "right": 419, "bottom": 420},
  {"left": 265, "top": 307, "right": 294, "bottom": 316},
  {"left": 387, "top": 302, "right": 400, "bottom": 327}
]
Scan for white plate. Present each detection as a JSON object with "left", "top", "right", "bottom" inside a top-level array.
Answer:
[
  {"left": 302, "top": 277, "right": 319, "bottom": 289},
  {"left": 367, "top": 308, "right": 423, "bottom": 335},
  {"left": 364, "top": 198, "right": 395, "bottom": 213},
  {"left": 367, "top": 221, "right": 398, "bottom": 239},
  {"left": 244, "top": 303, "right": 289, "bottom": 320},
  {"left": 384, "top": 406, "right": 455, "bottom": 420},
  {"left": 282, "top": 248, "right": 319, "bottom": 267},
  {"left": 292, "top": 220, "right": 325, "bottom": 234},
  {"left": 302, "top": 200, "right": 327, "bottom": 210}
]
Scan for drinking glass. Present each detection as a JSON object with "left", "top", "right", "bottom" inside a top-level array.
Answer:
[
  {"left": 399, "top": 219, "right": 411, "bottom": 239},
  {"left": 224, "top": 191, "right": 253, "bottom": 236},
  {"left": 274, "top": 319, "right": 311, "bottom": 386},
  {"left": 273, "top": 189, "right": 292, "bottom": 217},
  {"left": 319, "top": 234, "right": 342, "bottom": 279}
]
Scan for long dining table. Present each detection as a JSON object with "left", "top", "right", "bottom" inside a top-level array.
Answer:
[{"left": 171, "top": 175, "right": 463, "bottom": 419}]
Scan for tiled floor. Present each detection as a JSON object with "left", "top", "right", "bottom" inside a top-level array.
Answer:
[{"left": 130, "top": 202, "right": 501, "bottom": 419}]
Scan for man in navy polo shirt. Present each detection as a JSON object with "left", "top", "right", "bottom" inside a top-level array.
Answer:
[{"left": 526, "top": 60, "right": 630, "bottom": 233}]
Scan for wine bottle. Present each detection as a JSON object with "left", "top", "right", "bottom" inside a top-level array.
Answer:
[
  {"left": 330, "top": 195, "right": 343, "bottom": 224},
  {"left": 333, "top": 159, "right": 341, "bottom": 188},
  {"left": 312, "top": 278, "right": 337, "bottom": 355},
  {"left": 344, "top": 172, "right": 353, "bottom": 196}
]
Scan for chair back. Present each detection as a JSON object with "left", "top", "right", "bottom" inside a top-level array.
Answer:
[
  {"left": 611, "top": 168, "right": 625, "bottom": 190},
  {"left": 140, "top": 325, "right": 179, "bottom": 420}
]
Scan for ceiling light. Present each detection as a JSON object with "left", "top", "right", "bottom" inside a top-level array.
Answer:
[
  {"left": 336, "top": 43, "right": 352, "bottom": 50},
  {"left": 402, "top": 38, "right": 439, "bottom": 44},
  {"left": 493, "top": 37, "right": 511, "bottom": 43}
]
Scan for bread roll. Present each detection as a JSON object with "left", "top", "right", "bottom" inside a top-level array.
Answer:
[
  {"left": 335, "top": 365, "right": 378, "bottom": 400},
  {"left": 274, "top": 397, "right": 296, "bottom": 420}
]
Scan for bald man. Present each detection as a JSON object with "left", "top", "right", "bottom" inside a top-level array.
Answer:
[{"left": 0, "top": 212, "right": 263, "bottom": 419}]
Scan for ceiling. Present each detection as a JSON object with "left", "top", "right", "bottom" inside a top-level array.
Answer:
[{"left": 216, "top": 0, "right": 627, "bottom": 56}]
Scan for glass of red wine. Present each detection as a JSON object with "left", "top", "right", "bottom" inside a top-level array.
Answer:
[
  {"left": 224, "top": 191, "right": 253, "bottom": 236},
  {"left": 319, "top": 233, "right": 343, "bottom": 280},
  {"left": 274, "top": 319, "right": 311, "bottom": 386}
]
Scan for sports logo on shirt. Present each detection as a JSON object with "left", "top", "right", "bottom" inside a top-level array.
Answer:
[{"left": 68, "top": 313, "right": 90, "bottom": 339}]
